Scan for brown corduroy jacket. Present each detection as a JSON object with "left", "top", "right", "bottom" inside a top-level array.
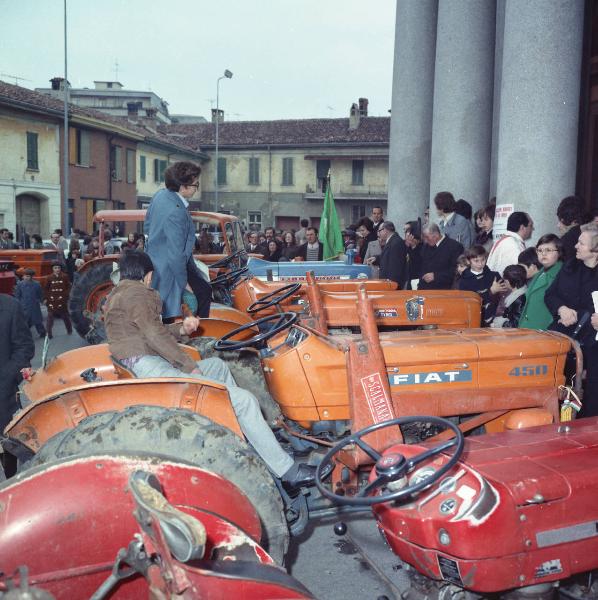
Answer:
[{"left": 104, "top": 279, "right": 196, "bottom": 373}]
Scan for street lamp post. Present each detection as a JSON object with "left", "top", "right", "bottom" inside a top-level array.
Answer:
[{"left": 214, "top": 69, "right": 233, "bottom": 213}]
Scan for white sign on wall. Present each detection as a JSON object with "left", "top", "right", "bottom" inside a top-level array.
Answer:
[{"left": 492, "top": 203, "right": 514, "bottom": 237}]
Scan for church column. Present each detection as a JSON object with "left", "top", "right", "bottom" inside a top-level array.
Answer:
[
  {"left": 495, "top": 0, "right": 584, "bottom": 241},
  {"left": 429, "top": 0, "right": 496, "bottom": 215},
  {"left": 387, "top": 0, "right": 438, "bottom": 228}
]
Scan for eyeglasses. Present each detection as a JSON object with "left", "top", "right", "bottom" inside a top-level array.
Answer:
[
  {"left": 537, "top": 248, "right": 557, "bottom": 255},
  {"left": 185, "top": 182, "right": 200, "bottom": 189}
]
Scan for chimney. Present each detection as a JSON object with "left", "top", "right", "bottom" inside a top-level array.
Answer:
[
  {"left": 349, "top": 103, "right": 360, "bottom": 130},
  {"left": 145, "top": 107, "right": 158, "bottom": 119},
  {"left": 358, "top": 97, "right": 369, "bottom": 117},
  {"left": 127, "top": 101, "right": 142, "bottom": 120},
  {"left": 211, "top": 108, "right": 224, "bottom": 124},
  {"left": 50, "top": 77, "right": 68, "bottom": 91}
]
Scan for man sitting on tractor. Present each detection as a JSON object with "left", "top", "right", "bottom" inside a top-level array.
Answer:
[{"left": 103, "top": 250, "right": 324, "bottom": 492}]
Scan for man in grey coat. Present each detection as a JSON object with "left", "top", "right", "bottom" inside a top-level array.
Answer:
[
  {"left": 434, "top": 191, "right": 474, "bottom": 251},
  {"left": 145, "top": 162, "right": 211, "bottom": 319}
]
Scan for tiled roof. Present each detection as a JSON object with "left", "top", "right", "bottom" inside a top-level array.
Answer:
[
  {"left": 161, "top": 117, "right": 390, "bottom": 148},
  {"left": 0, "top": 80, "right": 201, "bottom": 155}
]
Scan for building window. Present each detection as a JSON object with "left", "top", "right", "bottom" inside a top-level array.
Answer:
[
  {"left": 69, "top": 128, "right": 91, "bottom": 166},
  {"left": 351, "top": 205, "right": 366, "bottom": 223},
  {"left": 110, "top": 145, "right": 122, "bottom": 181},
  {"left": 248, "top": 210, "right": 262, "bottom": 230},
  {"left": 153, "top": 158, "right": 167, "bottom": 183},
  {"left": 26, "top": 132, "right": 39, "bottom": 170},
  {"left": 126, "top": 149, "right": 135, "bottom": 183},
  {"left": 282, "top": 157, "right": 293, "bottom": 186},
  {"left": 352, "top": 160, "right": 364, "bottom": 185},
  {"left": 248, "top": 157, "right": 260, "bottom": 185},
  {"left": 67, "top": 199, "right": 74, "bottom": 234},
  {"left": 217, "top": 157, "right": 227, "bottom": 185},
  {"left": 140, "top": 155, "right": 146, "bottom": 182},
  {"left": 316, "top": 159, "right": 331, "bottom": 193}
]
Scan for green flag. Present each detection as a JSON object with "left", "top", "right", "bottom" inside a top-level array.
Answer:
[{"left": 320, "top": 178, "right": 344, "bottom": 260}]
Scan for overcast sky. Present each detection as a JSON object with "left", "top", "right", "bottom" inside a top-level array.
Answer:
[{"left": 0, "top": 0, "right": 396, "bottom": 121}]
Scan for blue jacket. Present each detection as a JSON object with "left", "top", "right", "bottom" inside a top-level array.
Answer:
[
  {"left": 14, "top": 279, "right": 44, "bottom": 325},
  {"left": 440, "top": 213, "right": 474, "bottom": 250},
  {"left": 145, "top": 188, "right": 199, "bottom": 318}
]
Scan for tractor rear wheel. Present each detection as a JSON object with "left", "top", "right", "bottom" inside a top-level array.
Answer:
[
  {"left": 68, "top": 261, "right": 113, "bottom": 344},
  {"left": 25, "top": 405, "right": 289, "bottom": 564}
]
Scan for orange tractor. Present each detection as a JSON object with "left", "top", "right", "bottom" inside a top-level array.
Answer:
[{"left": 69, "top": 209, "right": 255, "bottom": 344}]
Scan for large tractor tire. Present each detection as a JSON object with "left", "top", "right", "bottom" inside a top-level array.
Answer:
[
  {"left": 69, "top": 261, "right": 114, "bottom": 344},
  {"left": 25, "top": 405, "right": 289, "bottom": 564}
]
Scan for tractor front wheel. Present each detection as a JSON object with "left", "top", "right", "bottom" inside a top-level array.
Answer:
[
  {"left": 68, "top": 262, "right": 114, "bottom": 344},
  {"left": 25, "top": 405, "right": 289, "bottom": 564}
]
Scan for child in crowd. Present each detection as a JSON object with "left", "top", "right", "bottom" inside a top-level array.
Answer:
[
  {"left": 458, "top": 245, "right": 505, "bottom": 325},
  {"left": 14, "top": 268, "right": 46, "bottom": 338},
  {"left": 44, "top": 262, "right": 72, "bottom": 338},
  {"left": 518, "top": 247, "right": 542, "bottom": 281},
  {"left": 453, "top": 254, "right": 470, "bottom": 288},
  {"left": 492, "top": 264, "right": 528, "bottom": 328}
]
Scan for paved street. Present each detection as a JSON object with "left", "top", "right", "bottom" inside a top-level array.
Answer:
[{"left": 23, "top": 321, "right": 395, "bottom": 600}]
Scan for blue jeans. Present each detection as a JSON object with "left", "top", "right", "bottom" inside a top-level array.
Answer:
[{"left": 132, "top": 355, "right": 293, "bottom": 477}]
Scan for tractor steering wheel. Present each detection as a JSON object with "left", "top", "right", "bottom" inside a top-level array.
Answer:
[
  {"left": 213, "top": 312, "right": 298, "bottom": 351},
  {"left": 209, "top": 249, "right": 246, "bottom": 270},
  {"left": 210, "top": 266, "right": 249, "bottom": 288},
  {"left": 247, "top": 283, "right": 302, "bottom": 314},
  {"left": 315, "top": 416, "right": 464, "bottom": 506}
]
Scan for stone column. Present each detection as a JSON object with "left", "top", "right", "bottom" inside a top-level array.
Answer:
[
  {"left": 495, "top": 0, "right": 584, "bottom": 242},
  {"left": 387, "top": 0, "right": 438, "bottom": 229},
  {"left": 429, "top": 0, "right": 496, "bottom": 216}
]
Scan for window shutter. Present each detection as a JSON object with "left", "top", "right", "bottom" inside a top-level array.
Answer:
[
  {"left": 80, "top": 130, "right": 91, "bottom": 166},
  {"left": 68, "top": 127, "right": 77, "bottom": 164},
  {"left": 154, "top": 158, "right": 160, "bottom": 182}
]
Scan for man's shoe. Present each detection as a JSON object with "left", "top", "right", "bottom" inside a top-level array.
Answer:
[{"left": 282, "top": 461, "right": 334, "bottom": 494}]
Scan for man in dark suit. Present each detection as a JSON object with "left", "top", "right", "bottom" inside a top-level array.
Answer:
[
  {"left": 366, "top": 221, "right": 407, "bottom": 286},
  {"left": 145, "top": 162, "right": 211, "bottom": 318},
  {"left": 0, "top": 294, "right": 34, "bottom": 431},
  {"left": 419, "top": 223, "right": 464, "bottom": 289}
]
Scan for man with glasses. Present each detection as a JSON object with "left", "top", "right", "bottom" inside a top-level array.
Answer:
[
  {"left": 145, "top": 161, "right": 211, "bottom": 320},
  {"left": 365, "top": 221, "right": 407, "bottom": 286}
]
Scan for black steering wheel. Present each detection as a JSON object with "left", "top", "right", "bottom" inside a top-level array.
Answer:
[
  {"left": 210, "top": 266, "right": 249, "bottom": 288},
  {"left": 213, "top": 312, "right": 298, "bottom": 351},
  {"left": 247, "top": 283, "right": 302, "bottom": 314},
  {"left": 210, "top": 249, "right": 246, "bottom": 270},
  {"left": 315, "top": 416, "right": 464, "bottom": 506}
]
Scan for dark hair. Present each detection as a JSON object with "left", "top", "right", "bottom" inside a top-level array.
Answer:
[
  {"left": 518, "top": 247, "right": 542, "bottom": 270},
  {"left": 31, "top": 234, "right": 42, "bottom": 243},
  {"left": 476, "top": 205, "right": 496, "bottom": 221},
  {"left": 307, "top": 226, "right": 319, "bottom": 235},
  {"left": 503, "top": 264, "right": 527, "bottom": 289},
  {"left": 556, "top": 195, "right": 584, "bottom": 227},
  {"left": 300, "top": 218, "right": 309, "bottom": 227},
  {"left": 455, "top": 199, "right": 473, "bottom": 221},
  {"left": 536, "top": 233, "right": 564, "bottom": 261},
  {"left": 264, "top": 227, "right": 275, "bottom": 235},
  {"left": 405, "top": 220, "right": 421, "bottom": 240},
  {"left": 119, "top": 251, "right": 154, "bottom": 280},
  {"left": 379, "top": 220, "right": 396, "bottom": 233},
  {"left": 54, "top": 228, "right": 63, "bottom": 236},
  {"left": 433, "top": 192, "right": 456, "bottom": 213},
  {"left": 356, "top": 217, "right": 374, "bottom": 233},
  {"left": 506, "top": 211, "right": 530, "bottom": 233},
  {"left": 465, "top": 244, "right": 488, "bottom": 259},
  {"left": 282, "top": 230, "right": 297, "bottom": 246},
  {"left": 164, "top": 161, "right": 201, "bottom": 192}
]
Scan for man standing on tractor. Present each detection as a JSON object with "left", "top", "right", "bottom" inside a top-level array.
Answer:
[
  {"left": 145, "top": 161, "right": 212, "bottom": 320},
  {"left": 103, "top": 251, "right": 327, "bottom": 492}
]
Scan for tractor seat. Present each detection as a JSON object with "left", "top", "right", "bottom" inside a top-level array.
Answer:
[{"left": 110, "top": 355, "right": 136, "bottom": 379}]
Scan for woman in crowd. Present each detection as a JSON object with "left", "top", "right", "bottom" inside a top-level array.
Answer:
[
  {"left": 65, "top": 240, "right": 82, "bottom": 282},
  {"left": 545, "top": 223, "right": 598, "bottom": 417},
  {"left": 518, "top": 234, "right": 564, "bottom": 330},
  {"left": 281, "top": 230, "right": 298, "bottom": 260},
  {"left": 123, "top": 232, "right": 139, "bottom": 250},
  {"left": 30, "top": 234, "right": 44, "bottom": 249},
  {"left": 265, "top": 239, "right": 283, "bottom": 262},
  {"left": 474, "top": 205, "right": 495, "bottom": 252},
  {"left": 355, "top": 217, "right": 377, "bottom": 263}
]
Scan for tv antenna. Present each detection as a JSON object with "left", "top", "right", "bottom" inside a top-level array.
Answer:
[{"left": 0, "top": 72, "right": 32, "bottom": 86}]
